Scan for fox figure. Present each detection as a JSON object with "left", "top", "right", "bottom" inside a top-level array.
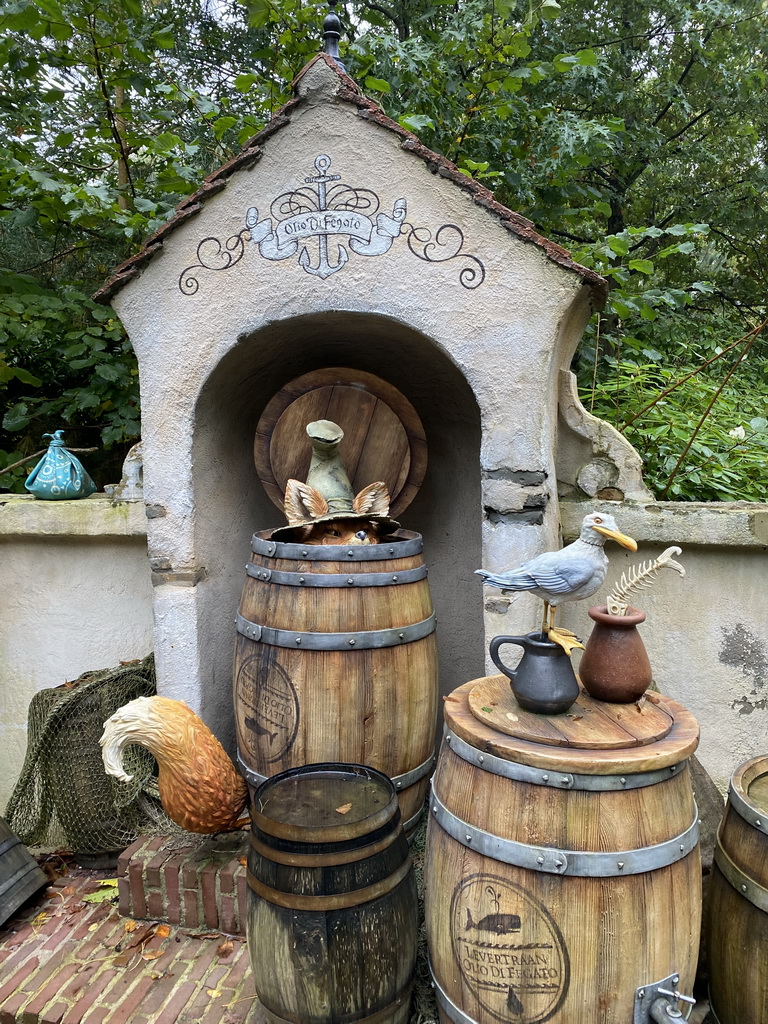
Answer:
[{"left": 281, "top": 478, "right": 392, "bottom": 546}]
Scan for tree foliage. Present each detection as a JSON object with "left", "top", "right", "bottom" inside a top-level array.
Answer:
[{"left": 1, "top": 0, "right": 766, "bottom": 497}]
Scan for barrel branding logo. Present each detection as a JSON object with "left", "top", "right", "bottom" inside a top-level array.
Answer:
[
  {"left": 450, "top": 873, "right": 569, "bottom": 1024},
  {"left": 236, "top": 655, "right": 299, "bottom": 763}
]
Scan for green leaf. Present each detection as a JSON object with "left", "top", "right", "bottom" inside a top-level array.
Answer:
[
  {"left": 365, "top": 77, "right": 391, "bottom": 94},
  {"left": 152, "top": 27, "right": 176, "bottom": 49},
  {"left": 606, "top": 236, "right": 629, "bottom": 257},
  {"left": 234, "top": 73, "right": 258, "bottom": 93},
  {"left": 3, "top": 403, "right": 31, "bottom": 432},
  {"left": 398, "top": 113, "right": 435, "bottom": 133},
  {"left": 628, "top": 259, "right": 654, "bottom": 275},
  {"left": 212, "top": 116, "right": 237, "bottom": 140},
  {"left": 540, "top": 0, "right": 562, "bottom": 20},
  {"left": 594, "top": 201, "right": 612, "bottom": 217}
]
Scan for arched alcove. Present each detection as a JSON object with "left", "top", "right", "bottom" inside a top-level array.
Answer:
[{"left": 192, "top": 311, "right": 483, "bottom": 749}]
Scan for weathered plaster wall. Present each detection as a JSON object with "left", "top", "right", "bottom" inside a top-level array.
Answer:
[
  {"left": 110, "top": 58, "right": 598, "bottom": 735},
  {"left": 0, "top": 495, "right": 153, "bottom": 813},
  {"left": 557, "top": 499, "right": 768, "bottom": 792}
]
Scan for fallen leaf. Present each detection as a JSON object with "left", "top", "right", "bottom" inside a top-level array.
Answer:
[
  {"left": 155, "top": 924, "right": 171, "bottom": 938},
  {"left": 142, "top": 950, "right": 164, "bottom": 961},
  {"left": 83, "top": 879, "right": 119, "bottom": 904},
  {"left": 335, "top": 803, "right": 353, "bottom": 815},
  {"left": 31, "top": 911, "right": 49, "bottom": 928},
  {"left": 217, "top": 940, "right": 235, "bottom": 958},
  {"left": 566, "top": 714, "right": 583, "bottom": 721},
  {"left": 123, "top": 920, "right": 139, "bottom": 933},
  {"left": 506, "top": 712, "right": 519, "bottom": 722},
  {"left": 481, "top": 706, "right": 493, "bottom": 713},
  {"left": 207, "top": 989, "right": 223, "bottom": 998},
  {"left": 238, "top": 857, "right": 247, "bottom": 867},
  {"left": 88, "top": 923, "right": 100, "bottom": 932}
]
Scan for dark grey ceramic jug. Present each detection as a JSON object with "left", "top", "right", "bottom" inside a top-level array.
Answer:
[{"left": 489, "top": 631, "right": 580, "bottom": 715}]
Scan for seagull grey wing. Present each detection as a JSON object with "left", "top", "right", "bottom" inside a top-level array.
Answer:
[{"left": 527, "top": 559, "right": 598, "bottom": 594}]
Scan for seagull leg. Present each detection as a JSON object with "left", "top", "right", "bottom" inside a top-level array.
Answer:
[
  {"left": 547, "top": 603, "right": 586, "bottom": 655},
  {"left": 541, "top": 602, "right": 550, "bottom": 637}
]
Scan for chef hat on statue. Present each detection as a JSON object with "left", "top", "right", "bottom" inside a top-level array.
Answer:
[{"left": 272, "top": 419, "right": 400, "bottom": 539}]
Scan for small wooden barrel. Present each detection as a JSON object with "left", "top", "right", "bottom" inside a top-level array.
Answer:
[
  {"left": 707, "top": 755, "right": 768, "bottom": 1024},
  {"left": 246, "top": 763, "right": 418, "bottom": 1024},
  {"left": 234, "top": 530, "right": 438, "bottom": 832},
  {"left": 0, "top": 816, "right": 47, "bottom": 927},
  {"left": 425, "top": 677, "right": 702, "bottom": 1024}
]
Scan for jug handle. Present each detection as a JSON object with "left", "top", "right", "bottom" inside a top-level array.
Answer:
[{"left": 489, "top": 635, "right": 528, "bottom": 682}]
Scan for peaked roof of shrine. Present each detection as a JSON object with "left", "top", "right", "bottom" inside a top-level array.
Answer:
[{"left": 94, "top": 52, "right": 606, "bottom": 304}]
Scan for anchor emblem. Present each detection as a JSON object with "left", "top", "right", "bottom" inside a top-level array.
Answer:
[
  {"left": 298, "top": 155, "right": 349, "bottom": 279},
  {"left": 179, "top": 152, "right": 486, "bottom": 293}
]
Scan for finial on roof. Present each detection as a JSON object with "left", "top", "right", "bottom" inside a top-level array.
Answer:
[{"left": 323, "top": 0, "right": 346, "bottom": 72}]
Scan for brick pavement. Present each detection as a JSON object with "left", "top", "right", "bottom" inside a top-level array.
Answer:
[{"left": 0, "top": 868, "right": 266, "bottom": 1024}]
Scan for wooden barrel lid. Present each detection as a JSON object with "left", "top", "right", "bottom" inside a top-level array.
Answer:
[
  {"left": 469, "top": 677, "right": 673, "bottom": 749},
  {"left": 255, "top": 368, "right": 427, "bottom": 517},
  {"left": 445, "top": 677, "right": 699, "bottom": 773}
]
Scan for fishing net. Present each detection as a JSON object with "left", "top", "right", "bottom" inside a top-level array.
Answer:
[{"left": 5, "top": 654, "right": 180, "bottom": 858}]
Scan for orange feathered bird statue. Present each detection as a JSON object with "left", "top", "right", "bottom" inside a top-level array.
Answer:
[{"left": 100, "top": 696, "right": 248, "bottom": 834}]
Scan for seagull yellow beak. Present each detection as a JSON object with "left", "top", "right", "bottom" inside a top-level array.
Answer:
[{"left": 592, "top": 526, "right": 638, "bottom": 551}]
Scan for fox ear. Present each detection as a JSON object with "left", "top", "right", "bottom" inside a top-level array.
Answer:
[
  {"left": 352, "top": 481, "right": 390, "bottom": 517},
  {"left": 284, "top": 480, "right": 329, "bottom": 525}
]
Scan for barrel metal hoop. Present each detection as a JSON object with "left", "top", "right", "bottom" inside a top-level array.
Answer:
[
  {"left": 0, "top": 862, "right": 38, "bottom": 900},
  {"left": 263, "top": 981, "right": 415, "bottom": 1024},
  {"left": 237, "top": 751, "right": 433, "bottom": 793},
  {"left": 428, "top": 961, "right": 479, "bottom": 1024},
  {"left": 706, "top": 992, "right": 722, "bottom": 1024},
  {"left": 713, "top": 838, "right": 768, "bottom": 912},
  {"left": 0, "top": 836, "right": 20, "bottom": 858},
  {"left": 402, "top": 804, "right": 426, "bottom": 836},
  {"left": 251, "top": 534, "right": 424, "bottom": 560},
  {"left": 431, "top": 788, "right": 700, "bottom": 877},
  {"left": 249, "top": 827, "right": 399, "bottom": 867},
  {"left": 247, "top": 859, "right": 412, "bottom": 911},
  {"left": 237, "top": 754, "right": 267, "bottom": 789},
  {"left": 443, "top": 727, "right": 687, "bottom": 791},
  {"left": 236, "top": 611, "right": 436, "bottom": 650},
  {"left": 246, "top": 563, "right": 428, "bottom": 587},
  {"left": 442, "top": 720, "right": 688, "bottom": 790},
  {"left": 728, "top": 780, "right": 768, "bottom": 835}
]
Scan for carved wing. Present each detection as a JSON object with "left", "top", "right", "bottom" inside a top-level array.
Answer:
[
  {"left": 352, "top": 481, "right": 391, "bottom": 517},
  {"left": 284, "top": 479, "right": 329, "bottom": 524}
]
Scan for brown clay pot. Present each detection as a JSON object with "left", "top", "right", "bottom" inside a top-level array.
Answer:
[{"left": 579, "top": 605, "right": 652, "bottom": 703}]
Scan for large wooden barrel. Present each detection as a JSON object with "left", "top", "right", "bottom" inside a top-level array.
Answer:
[
  {"left": 246, "top": 763, "right": 418, "bottom": 1024},
  {"left": 0, "top": 816, "right": 47, "bottom": 927},
  {"left": 707, "top": 755, "right": 768, "bottom": 1024},
  {"left": 234, "top": 530, "right": 438, "bottom": 832},
  {"left": 425, "top": 677, "right": 702, "bottom": 1024}
]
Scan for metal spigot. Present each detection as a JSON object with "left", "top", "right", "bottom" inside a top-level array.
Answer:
[{"left": 634, "top": 975, "right": 696, "bottom": 1023}]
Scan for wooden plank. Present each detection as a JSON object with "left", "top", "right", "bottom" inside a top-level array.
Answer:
[{"left": 445, "top": 679, "right": 699, "bottom": 773}]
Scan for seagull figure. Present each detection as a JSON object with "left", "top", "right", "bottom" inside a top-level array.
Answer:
[{"left": 476, "top": 512, "right": 637, "bottom": 653}]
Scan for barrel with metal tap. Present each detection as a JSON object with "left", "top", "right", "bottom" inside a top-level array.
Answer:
[{"left": 425, "top": 676, "right": 702, "bottom": 1024}]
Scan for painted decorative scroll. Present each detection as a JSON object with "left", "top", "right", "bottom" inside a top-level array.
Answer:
[{"left": 179, "top": 154, "right": 486, "bottom": 294}]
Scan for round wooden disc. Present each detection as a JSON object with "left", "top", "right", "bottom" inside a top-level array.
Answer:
[
  {"left": 446, "top": 679, "right": 699, "bottom": 773},
  {"left": 255, "top": 368, "right": 427, "bottom": 517},
  {"left": 468, "top": 677, "right": 673, "bottom": 749}
]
